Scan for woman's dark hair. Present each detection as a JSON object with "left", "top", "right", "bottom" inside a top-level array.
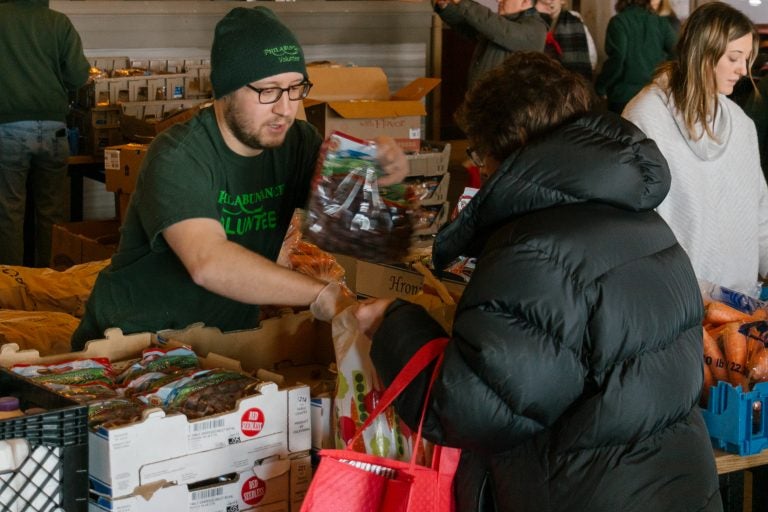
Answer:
[
  {"left": 615, "top": 0, "right": 651, "bottom": 13},
  {"left": 455, "top": 52, "right": 593, "bottom": 162}
]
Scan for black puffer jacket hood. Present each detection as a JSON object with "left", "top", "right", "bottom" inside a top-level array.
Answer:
[
  {"left": 371, "top": 113, "right": 722, "bottom": 512},
  {"left": 433, "top": 112, "right": 671, "bottom": 269}
]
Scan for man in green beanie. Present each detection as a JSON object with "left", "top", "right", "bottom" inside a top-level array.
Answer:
[
  {"left": 71, "top": 6, "right": 408, "bottom": 349},
  {"left": 0, "top": 0, "right": 90, "bottom": 266}
]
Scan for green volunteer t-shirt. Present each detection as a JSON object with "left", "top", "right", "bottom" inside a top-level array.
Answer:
[{"left": 73, "top": 107, "right": 321, "bottom": 347}]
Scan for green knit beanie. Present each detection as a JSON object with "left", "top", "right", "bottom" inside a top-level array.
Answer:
[{"left": 210, "top": 7, "right": 307, "bottom": 98}]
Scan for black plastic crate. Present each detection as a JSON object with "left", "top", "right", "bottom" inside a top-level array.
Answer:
[{"left": 0, "top": 367, "right": 88, "bottom": 512}]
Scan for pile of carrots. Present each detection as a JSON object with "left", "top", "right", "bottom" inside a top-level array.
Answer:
[{"left": 702, "top": 300, "right": 768, "bottom": 405}]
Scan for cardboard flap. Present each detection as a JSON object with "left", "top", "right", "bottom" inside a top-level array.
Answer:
[
  {"left": 327, "top": 100, "right": 426, "bottom": 119},
  {"left": 132, "top": 479, "right": 171, "bottom": 501},
  {"left": 307, "top": 67, "right": 390, "bottom": 101},
  {"left": 0, "top": 328, "right": 154, "bottom": 368},
  {"left": 252, "top": 456, "right": 291, "bottom": 480},
  {"left": 156, "top": 311, "right": 334, "bottom": 373},
  {"left": 391, "top": 77, "right": 441, "bottom": 101}
]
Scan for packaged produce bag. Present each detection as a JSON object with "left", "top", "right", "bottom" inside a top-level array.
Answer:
[
  {"left": 305, "top": 132, "right": 415, "bottom": 263},
  {"left": 331, "top": 306, "right": 415, "bottom": 461}
]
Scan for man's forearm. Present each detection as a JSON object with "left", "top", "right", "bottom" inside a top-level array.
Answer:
[{"left": 188, "top": 238, "right": 325, "bottom": 307}]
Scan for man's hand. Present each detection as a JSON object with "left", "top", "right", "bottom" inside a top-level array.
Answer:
[
  {"left": 372, "top": 136, "right": 409, "bottom": 186},
  {"left": 309, "top": 281, "right": 357, "bottom": 322}
]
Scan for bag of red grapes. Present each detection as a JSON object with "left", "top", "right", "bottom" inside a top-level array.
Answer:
[{"left": 304, "top": 131, "right": 415, "bottom": 263}]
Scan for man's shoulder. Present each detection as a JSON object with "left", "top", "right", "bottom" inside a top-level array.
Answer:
[{"left": 152, "top": 107, "right": 216, "bottom": 150}]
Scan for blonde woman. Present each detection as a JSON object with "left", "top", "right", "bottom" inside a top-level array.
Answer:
[{"left": 624, "top": 1, "right": 767, "bottom": 295}]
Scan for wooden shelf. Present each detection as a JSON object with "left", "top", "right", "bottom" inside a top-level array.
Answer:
[{"left": 716, "top": 449, "right": 768, "bottom": 475}]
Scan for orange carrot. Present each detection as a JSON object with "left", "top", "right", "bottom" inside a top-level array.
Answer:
[
  {"left": 748, "top": 338, "right": 768, "bottom": 382},
  {"left": 706, "top": 324, "right": 728, "bottom": 340},
  {"left": 721, "top": 322, "right": 750, "bottom": 391},
  {"left": 705, "top": 301, "right": 753, "bottom": 325},
  {"left": 703, "top": 327, "right": 729, "bottom": 382}
]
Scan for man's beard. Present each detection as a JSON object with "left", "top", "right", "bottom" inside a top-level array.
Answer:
[{"left": 223, "top": 101, "right": 287, "bottom": 151}]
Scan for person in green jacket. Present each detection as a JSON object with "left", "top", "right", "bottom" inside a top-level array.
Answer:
[
  {"left": 595, "top": 0, "right": 676, "bottom": 114},
  {"left": 0, "top": 0, "right": 90, "bottom": 267},
  {"left": 434, "top": 0, "right": 548, "bottom": 86}
]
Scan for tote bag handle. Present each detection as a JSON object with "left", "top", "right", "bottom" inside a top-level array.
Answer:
[{"left": 348, "top": 337, "right": 449, "bottom": 469}]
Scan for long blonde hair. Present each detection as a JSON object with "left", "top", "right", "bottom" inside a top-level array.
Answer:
[{"left": 654, "top": 2, "right": 758, "bottom": 141}]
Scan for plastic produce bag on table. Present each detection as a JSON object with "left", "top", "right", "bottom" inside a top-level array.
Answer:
[{"left": 304, "top": 132, "right": 415, "bottom": 263}]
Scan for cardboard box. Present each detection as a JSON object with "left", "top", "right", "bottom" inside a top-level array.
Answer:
[
  {"left": 334, "top": 254, "right": 467, "bottom": 301},
  {"left": 256, "top": 364, "right": 335, "bottom": 452},
  {"left": 408, "top": 172, "right": 450, "bottom": 206},
  {"left": 413, "top": 202, "right": 450, "bottom": 236},
  {"left": 69, "top": 105, "right": 122, "bottom": 130},
  {"left": 91, "top": 490, "right": 291, "bottom": 512},
  {"left": 87, "top": 127, "right": 123, "bottom": 158},
  {"left": 119, "top": 100, "right": 211, "bottom": 143},
  {"left": 157, "top": 312, "right": 334, "bottom": 384},
  {"left": 310, "top": 397, "right": 333, "bottom": 451},
  {"left": 104, "top": 143, "right": 150, "bottom": 194},
  {"left": 0, "top": 326, "right": 312, "bottom": 501},
  {"left": 303, "top": 67, "right": 440, "bottom": 152},
  {"left": 406, "top": 141, "right": 451, "bottom": 177},
  {"left": 79, "top": 72, "right": 199, "bottom": 107},
  {"left": 158, "top": 315, "right": 333, "bottom": 456},
  {"left": 50, "top": 220, "right": 119, "bottom": 269},
  {"left": 89, "top": 56, "right": 130, "bottom": 73}
]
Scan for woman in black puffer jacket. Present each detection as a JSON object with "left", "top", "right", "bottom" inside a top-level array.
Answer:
[{"left": 355, "top": 52, "right": 721, "bottom": 512}]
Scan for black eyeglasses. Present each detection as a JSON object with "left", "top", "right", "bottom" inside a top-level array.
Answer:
[
  {"left": 466, "top": 147, "right": 485, "bottom": 168},
  {"left": 245, "top": 81, "right": 313, "bottom": 104}
]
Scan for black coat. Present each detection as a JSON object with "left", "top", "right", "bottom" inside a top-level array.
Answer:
[{"left": 370, "top": 113, "right": 722, "bottom": 512}]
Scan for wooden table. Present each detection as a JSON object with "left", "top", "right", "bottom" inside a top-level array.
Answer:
[
  {"left": 716, "top": 449, "right": 768, "bottom": 511},
  {"left": 716, "top": 449, "right": 768, "bottom": 474},
  {"left": 67, "top": 155, "right": 106, "bottom": 221}
]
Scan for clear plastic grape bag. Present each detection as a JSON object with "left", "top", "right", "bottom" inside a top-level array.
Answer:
[{"left": 305, "top": 132, "right": 414, "bottom": 263}]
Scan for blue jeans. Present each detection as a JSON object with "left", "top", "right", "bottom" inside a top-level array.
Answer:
[{"left": 0, "top": 120, "right": 69, "bottom": 266}]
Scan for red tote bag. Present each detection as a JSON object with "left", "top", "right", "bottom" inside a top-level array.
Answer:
[{"left": 301, "top": 337, "right": 461, "bottom": 512}]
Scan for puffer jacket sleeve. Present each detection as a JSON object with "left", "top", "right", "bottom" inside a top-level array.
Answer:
[{"left": 372, "top": 241, "right": 588, "bottom": 453}]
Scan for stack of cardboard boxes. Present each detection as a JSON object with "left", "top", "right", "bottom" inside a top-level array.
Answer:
[
  {"left": 69, "top": 56, "right": 212, "bottom": 157},
  {"left": 0, "top": 311, "right": 333, "bottom": 512}
]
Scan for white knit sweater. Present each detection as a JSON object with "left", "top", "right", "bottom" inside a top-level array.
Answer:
[{"left": 624, "top": 84, "right": 768, "bottom": 294}]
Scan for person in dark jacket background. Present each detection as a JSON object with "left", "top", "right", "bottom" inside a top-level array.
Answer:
[
  {"left": 0, "top": 0, "right": 90, "bottom": 266},
  {"left": 355, "top": 52, "right": 721, "bottom": 512},
  {"left": 595, "top": 0, "right": 676, "bottom": 114},
  {"left": 434, "top": 0, "right": 547, "bottom": 86}
]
